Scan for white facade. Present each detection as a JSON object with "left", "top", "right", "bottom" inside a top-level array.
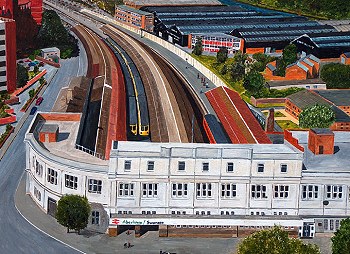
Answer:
[{"left": 24, "top": 115, "right": 350, "bottom": 236}]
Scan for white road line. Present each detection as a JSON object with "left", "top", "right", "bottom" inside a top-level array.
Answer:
[{"left": 14, "top": 172, "right": 86, "bottom": 254}]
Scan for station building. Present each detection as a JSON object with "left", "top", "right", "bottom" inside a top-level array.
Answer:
[
  {"left": 0, "top": 17, "right": 16, "bottom": 93},
  {"left": 25, "top": 109, "right": 350, "bottom": 238}
]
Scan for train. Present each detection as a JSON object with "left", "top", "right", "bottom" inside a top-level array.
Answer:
[{"left": 104, "top": 37, "right": 150, "bottom": 138}]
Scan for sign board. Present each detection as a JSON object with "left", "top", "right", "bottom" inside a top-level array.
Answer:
[{"left": 109, "top": 217, "right": 304, "bottom": 227}]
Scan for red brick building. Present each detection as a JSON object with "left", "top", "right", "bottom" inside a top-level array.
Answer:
[
  {"left": 285, "top": 90, "right": 350, "bottom": 131},
  {"left": 340, "top": 52, "right": 350, "bottom": 65},
  {"left": 308, "top": 128, "right": 334, "bottom": 155},
  {"left": 0, "top": 17, "right": 16, "bottom": 93},
  {"left": 0, "top": 0, "right": 43, "bottom": 24},
  {"left": 115, "top": 5, "right": 154, "bottom": 32}
]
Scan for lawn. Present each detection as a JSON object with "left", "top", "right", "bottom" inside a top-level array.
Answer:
[
  {"left": 191, "top": 54, "right": 246, "bottom": 94},
  {"left": 276, "top": 120, "right": 300, "bottom": 130},
  {"left": 262, "top": 111, "right": 286, "bottom": 117}
]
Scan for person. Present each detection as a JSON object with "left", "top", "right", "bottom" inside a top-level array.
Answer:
[
  {"left": 126, "top": 229, "right": 130, "bottom": 235},
  {"left": 127, "top": 242, "right": 131, "bottom": 248},
  {"left": 197, "top": 73, "right": 200, "bottom": 79},
  {"left": 124, "top": 242, "right": 128, "bottom": 248}
]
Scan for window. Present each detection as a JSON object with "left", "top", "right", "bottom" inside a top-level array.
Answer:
[
  {"left": 47, "top": 168, "right": 57, "bottom": 185},
  {"left": 88, "top": 179, "right": 102, "bottom": 194},
  {"left": 178, "top": 161, "right": 185, "bottom": 171},
  {"left": 65, "top": 174, "right": 78, "bottom": 190},
  {"left": 196, "top": 183, "right": 212, "bottom": 198},
  {"left": 326, "top": 185, "right": 343, "bottom": 199},
  {"left": 280, "top": 164, "right": 288, "bottom": 173},
  {"left": 124, "top": 160, "right": 131, "bottom": 170},
  {"left": 35, "top": 160, "right": 43, "bottom": 176},
  {"left": 119, "top": 183, "right": 134, "bottom": 197},
  {"left": 34, "top": 186, "right": 41, "bottom": 201},
  {"left": 202, "top": 162, "right": 209, "bottom": 171},
  {"left": 274, "top": 185, "right": 289, "bottom": 198},
  {"left": 91, "top": 211, "right": 100, "bottom": 225},
  {"left": 301, "top": 185, "right": 319, "bottom": 200},
  {"left": 221, "top": 184, "right": 237, "bottom": 198},
  {"left": 142, "top": 183, "right": 158, "bottom": 197},
  {"left": 251, "top": 185, "right": 267, "bottom": 199},
  {"left": 172, "top": 183, "right": 188, "bottom": 198},
  {"left": 257, "top": 163, "right": 264, "bottom": 173},
  {"left": 227, "top": 162, "right": 234, "bottom": 172},
  {"left": 147, "top": 161, "right": 155, "bottom": 171}
]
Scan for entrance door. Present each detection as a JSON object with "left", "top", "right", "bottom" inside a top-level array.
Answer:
[
  {"left": 47, "top": 198, "right": 57, "bottom": 217},
  {"left": 319, "top": 146, "right": 324, "bottom": 154},
  {"left": 299, "top": 223, "right": 315, "bottom": 238}
]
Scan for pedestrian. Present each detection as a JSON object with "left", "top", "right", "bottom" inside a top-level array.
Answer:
[
  {"left": 197, "top": 73, "right": 200, "bottom": 79},
  {"left": 127, "top": 242, "right": 131, "bottom": 248},
  {"left": 126, "top": 229, "right": 130, "bottom": 235},
  {"left": 205, "top": 82, "right": 209, "bottom": 88},
  {"left": 124, "top": 242, "right": 128, "bottom": 248},
  {"left": 160, "top": 250, "right": 163, "bottom": 254}
]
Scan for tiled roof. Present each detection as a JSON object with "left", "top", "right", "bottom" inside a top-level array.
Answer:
[
  {"left": 315, "top": 90, "right": 350, "bottom": 106},
  {"left": 287, "top": 90, "right": 329, "bottom": 109},
  {"left": 205, "top": 86, "right": 271, "bottom": 144}
]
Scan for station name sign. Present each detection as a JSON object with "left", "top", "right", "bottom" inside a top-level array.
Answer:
[{"left": 110, "top": 218, "right": 165, "bottom": 225}]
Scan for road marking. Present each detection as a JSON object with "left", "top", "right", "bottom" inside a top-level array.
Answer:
[{"left": 14, "top": 172, "right": 86, "bottom": 254}]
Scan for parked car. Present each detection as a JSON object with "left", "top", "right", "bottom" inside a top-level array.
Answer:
[
  {"left": 35, "top": 97, "right": 43, "bottom": 106},
  {"left": 30, "top": 106, "right": 37, "bottom": 115}
]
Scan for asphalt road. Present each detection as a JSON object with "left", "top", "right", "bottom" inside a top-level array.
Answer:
[{"left": 0, "top": 39, "right": 87, "bottom": 253}]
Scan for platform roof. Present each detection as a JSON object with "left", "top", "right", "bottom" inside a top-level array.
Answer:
[{"left": 205, "top": 86, "right": 271, "bottom": 144}]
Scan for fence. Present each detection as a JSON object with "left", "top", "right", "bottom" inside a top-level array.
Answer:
[{"left": 75, "top": 144, "right": 105, "bottom": 160}]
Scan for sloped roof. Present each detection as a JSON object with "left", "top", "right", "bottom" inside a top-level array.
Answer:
[
  {"left": 267, "top": 63, "right": 276, "bottom": 71},
  {"left": 315, "top": 90, "right": 350, "bottom": 106},
  {"left": 287, "top": 90, "right": 329, "bottom": 109}
]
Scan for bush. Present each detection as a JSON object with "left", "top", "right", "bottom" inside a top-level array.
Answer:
[
  {"left": 299, "top": 104, "right": 335, "bottom": 128},
  {"left": 29, "top": 89, "right": 36, "bottom": 99}
]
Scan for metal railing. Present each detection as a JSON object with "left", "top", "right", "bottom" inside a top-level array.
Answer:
[{"left": 75, "top": 144, "right": 105, "bottom": 160}]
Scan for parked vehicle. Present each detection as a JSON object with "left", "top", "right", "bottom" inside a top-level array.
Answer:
[
  {"left": 35, "top": 97, "right": 43, "bottom": 106},
  {"left": 30, "top": 106, "right": 37, "bottom": 115}
]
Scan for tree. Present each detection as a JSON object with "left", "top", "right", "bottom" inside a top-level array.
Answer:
[
  {"left": 243, "top": 70, "right": 265, "bottom": 94},
  {"left": 56, "top": 195, "right": 91, "bottom": 233},
  {"left": 332, "top": 218, "right": 350, "bottom": 254},
  {"left": 237, "top": 226, "right": 320, "bottom": 254},
  {"left": 230, "top": 62, "right": 246, "bottom": 81},
  {"left": 216, "top": 47, "right": 228, "bottom": 63},
  {"left": 320, "top": 63, "right": 350, "bottom": 89},
  {"left": 16, "top": 64, "right": 29, "bottom": 88},
  {"left": 299, "top": 104, "right": 335, "bottom": 128},
  {"left": 192, "top": 37, "right": 203, "bottom": 56},
  {"left": 28, "top": 89, "right": 36, "bottom": 99},
  {"left": 282, "top": 44, "right": 298, "bottom": 66}
]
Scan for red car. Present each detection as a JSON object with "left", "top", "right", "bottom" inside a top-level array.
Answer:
[{"left": 35, "top": 97, "right": 43, "bottom": 106}]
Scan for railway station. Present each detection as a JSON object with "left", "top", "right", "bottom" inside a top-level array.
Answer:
[{"left": 25, "top": 1, "right": 350, "bottom": 240}]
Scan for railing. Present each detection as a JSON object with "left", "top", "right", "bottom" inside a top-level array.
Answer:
[{"left": 75, "top": 144, "right": 105, "bottom": 160}]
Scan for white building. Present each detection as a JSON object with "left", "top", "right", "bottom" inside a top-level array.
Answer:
[{"left": 24, "top": 112, "right": 350, "bottom": 237}]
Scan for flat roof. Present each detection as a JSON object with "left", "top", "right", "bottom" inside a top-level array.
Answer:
[
  {"left": 116, "top": 5, "right": 152, "bottom": 16},
  {"left": 40, "top": 124, "right": 58, "bottom": 133},
  {"left": 41, "top": 47, "right": 60, "bottom": 52},
  {"left": 315, "top": 90, "right": 350, "bottom": 106}
]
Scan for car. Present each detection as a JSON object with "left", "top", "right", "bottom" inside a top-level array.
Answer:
[
  {"left": 35, "top": 97, "right": 43, "bottom": 106},
  {"left": 30, "top": 106, "right": 37, "bottom": 115}
]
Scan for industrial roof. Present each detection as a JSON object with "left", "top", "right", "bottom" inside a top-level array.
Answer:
[
  {"left": 315, "top": 90, "right": 350, "bottom": 106},
  {"left": 287, "top": 90, "right": 329, "bottom": 109},
  {"left": 127, "top": 0, "right": 222, "bottom": 6},
  {"left": 332, "top": 106, "right": 350, "bottom": 123}
]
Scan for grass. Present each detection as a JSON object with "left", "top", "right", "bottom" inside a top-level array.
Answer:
[
  {"left": 274, "top": 111, "right": 285, "bottom": 117},
  {"left": 191, "top": 54, "right": 246, "bottom": 94},
  {"left": 255, "top": 103, "right": 285, "bottom": 108},
  {"left": 276, "top": 120, "right": 300, "bottom": 130}
]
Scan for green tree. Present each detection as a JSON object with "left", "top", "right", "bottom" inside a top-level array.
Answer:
[
  {"left": 216, "top": 47, "right": 228, "bottom": 63},
  {"left": 230, "top": 62, "right": 246, "bottom": 81},
  {"left": 237, "top": 226, "right": 320, "bottom": 254},
  {"left": 321, "top": 63, "right": 350, "bottom": 89},
  {"left": 282, "top": 44, "right": 298, "bottom": 66},
  {"left": 299, "top": 104, "right": 335, "bottom": 128},
  {"left": 332, "top": 218, "right": 350, "bottom": 254},
  {"left": 192, "top": 37, "right": 203, "bottom": 56},
  {"left": 243, "top": 70, "right": 265, "bottom": 94},
  {"left": 56, "top": 195, "right": 91, "bottom": 233},
  {"left": 16, "top": 64, "right": 29, "bottom": 88},
  {"left": 28, "top": 89, "right": 36, "bottom": 99}
]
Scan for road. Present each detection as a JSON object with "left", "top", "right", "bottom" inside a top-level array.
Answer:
[{"left": 0, "top": 38, "right": 87, "bottom": 253}]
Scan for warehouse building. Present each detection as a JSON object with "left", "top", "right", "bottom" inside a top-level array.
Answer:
[
  {"left": 315, "top": 90, "right": 350, "bottom": 116},
  {"left": 115, "top": 5, "right": 154, "bottom": 32}
]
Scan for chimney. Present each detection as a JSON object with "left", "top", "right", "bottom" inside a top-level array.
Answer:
[
  {"left": 308, "top": 128, "right": 334, "bottom": 155},
  {"left": 66, "top": 88, "right": 73, "bottom": 104},
  {"left": 265, "top": 108, "right": 275, "bottom": 132}
]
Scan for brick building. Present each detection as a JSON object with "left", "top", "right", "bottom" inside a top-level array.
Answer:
[
  {"left": 0, "top": 0, "right": 43, "bottom": 24},
  {"left": 340, "top": 52, "right": 350, "bottom": 65},
  {"left": 315, "top": 90, "right": 350, "bottom": 116},
  {"left": 285, "top": 90, "right": 350, "bottom": 131},
  {"left": 0, "top": 17, "right": 16, "bottom": 93},
  {"left": 115, "top": 5, "right": 154, "bottom": 32}
]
